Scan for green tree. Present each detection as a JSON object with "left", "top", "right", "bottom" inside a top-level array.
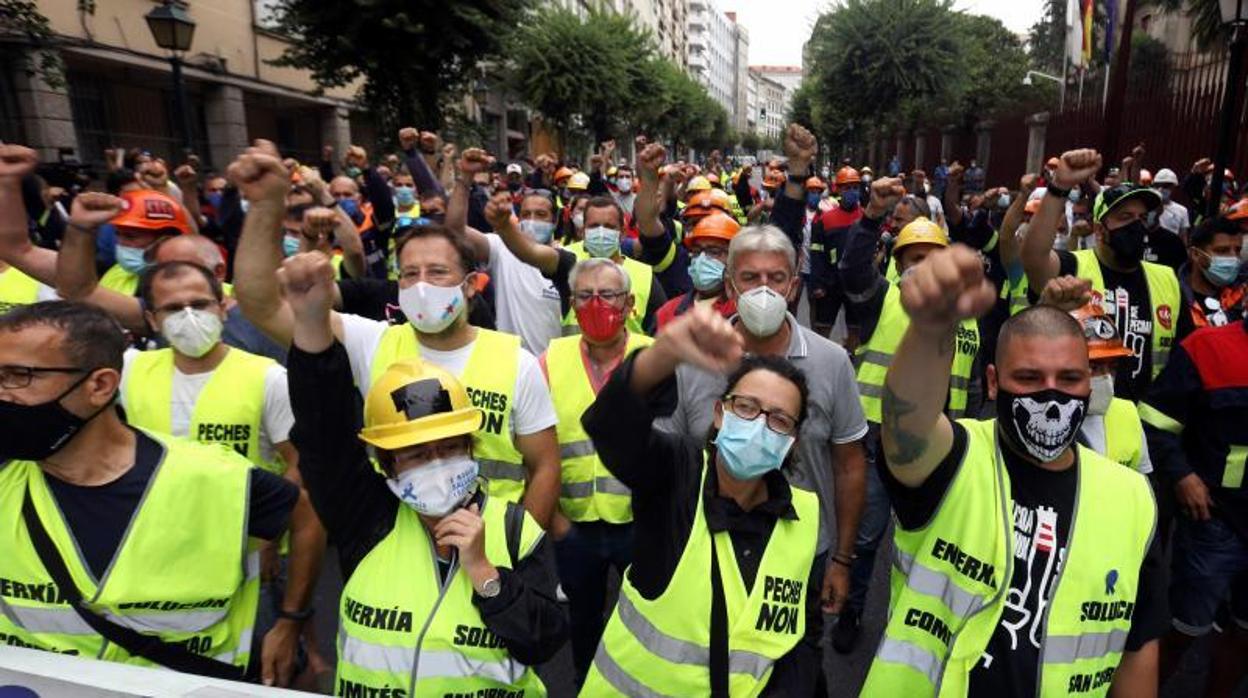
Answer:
[
  {"left": 0, "top": 0, "right": 76, "bottom": 88},
  {"left": 1127, "top": 33, "right": 1172, "bottom": 92},
  {"left": 271, "top": 0, "right": 532, "bottom": 137},
  {"left": 952, "top": 14, "right": 1035, "bottom": 126}
]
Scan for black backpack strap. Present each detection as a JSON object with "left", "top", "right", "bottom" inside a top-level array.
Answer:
[
  {"left": 22, "top": 487, "right": 244, "bottom": 680},
  {"left": 504, "top": 501, "right": 526, "bottom": 563},
  {"left": 709, "top": 535, "right": 729, "bottom": 698}
]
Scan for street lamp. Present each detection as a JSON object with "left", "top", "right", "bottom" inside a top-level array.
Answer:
[
  {"left": 145, "top": 0, "right": 196, "bottom": 155},
  {"left": 1022, "top": 70, "right": 1066, "bottom": 111},
  {"left": 1209, "top": 0, "right": 1248, "bottom": 218}
]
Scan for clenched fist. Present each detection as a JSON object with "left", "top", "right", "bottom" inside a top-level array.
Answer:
[
  {"left": 483, "top": 192, "right": 515, "bottom": 231},
  {"left": 458, "top": 148, "right": 492, "bottom": 179},
  {"left": 346, "top": 145, "right": 368, "bottom": 169},
  {"left": 898, "top": 245, "right": 997, "bottom": 331},
  {"left": 228, "top": 150, "right": 290, "bottom": 205},
  {"left": 0, "top": 144, "right": 38, "bottom": 180},
  {"left": 637, "top": 143, "right": 667, "bottom": 180},
  {"left": 303, "top": 206, "right": 337, "bottom": 241},
  {"left": 276, "top": 252, "right": 336, "bottom": 323},
  {"left": 398, "top": 128, "right": 419, "bottom": 151},
  {"left": 784, "top": 124, "right": 817, "bottom": 169},
  {"left": 69, "top": 192, "right": 125, "bottom": 230},
  {"left": 1051, "top": 149, "right": 1102, "bottom": 190},
  {"left": 652, "top": 303, "right": 744, "bottom": 375},
  {"left": 1039, "top": 275, "right": 1093, "bottom": 312},
  {"left": 865, "top": 177, "right": 907, "bottom": 219}
]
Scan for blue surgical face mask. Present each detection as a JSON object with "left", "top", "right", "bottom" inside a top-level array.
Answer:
[
  {"left": 394, "top": 186, "right": 416, "bottom": 207},
  {"left": 997, "top": 193, "right": 1011, "bottom": 209},
  {"left": 585, "top": 226, "right": 620, "bottom": 258},
  {"left": 114, "top": 244, "right": 149, "bottom": 274},
  {"left": 283, "top": 236, "right": 302, "bottom": 258},
  {"left": 1203, "top": 253, "right": 1242, "bottom": 287},
  {"left": 338, "top": 197, "right": 362, "bottom": 222},
  {"left": 840, "top": 189, "right": 860, "bottom": 209},
  {"left": 205, "top": 192, "right": 224, "bottom": 211},
  {"left": 520, "top": 219, "right": 555, "bottom": 244},
  {"left": 689, "top": 252, "right": 725, "bottom": 292},
  {"left": 345, "top": 166, "right": 362, "bottom": 179},
  {"left": 714, "top": 410, "right": 796, "bottom": 480},
  {"left": 806, "top": 193, "right": 822, "bottom": 209}
]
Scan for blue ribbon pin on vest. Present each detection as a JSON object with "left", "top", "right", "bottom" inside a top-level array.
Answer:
[{"left": 1105, "top": 569, "right": 1119, "bottom": 595}]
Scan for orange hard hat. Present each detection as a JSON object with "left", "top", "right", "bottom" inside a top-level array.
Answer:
[
  {"left": 835, "top": 167, "right": 861, "bottom": 187},
  {"left": 805, "top": 177, "right": 826, "bottom": 191},
  {"left": 763, "top": 172, "right": 785, "bottom": 189},
  {"left": 1024, "top": 198, "right": 1041, "bottom": 215},
  {"left": 1070, "top": 302, "right": 1132, "bottom": 361},
  {"left": 685, "top": 211, "right": 741, "bottom": 247},
  {"left": 705, "top": 188, "right": 733, "bottom": 214},
  {"left": 112, "top": 189, "right": 192, "bottom": 235},
  {"left": 554, "top": 167, "right": 574, "bottom": 184}
]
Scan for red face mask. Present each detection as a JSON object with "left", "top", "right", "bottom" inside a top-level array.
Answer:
[{"left": 575, "top": 297, "right": 626, "bottom": 342}]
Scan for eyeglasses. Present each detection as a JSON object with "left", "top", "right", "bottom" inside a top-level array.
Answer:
[
  {"left": 723, "top": 394, "right": 799, "bottom": 436},
  {"left": 573, "top": 289, "right": 628, "bottom": 306},
  {"left": 0, "top": 365, "right": 88, "bottom": 389}
]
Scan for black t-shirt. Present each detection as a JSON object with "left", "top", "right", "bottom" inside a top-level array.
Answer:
[
  {"left": 1056, "top": 251, "right": 1156, "bottom": 401},
  {"left": 1143, "top": 228, "right": 1187, "bottom": 273},
  {"left": 44, "top": 428, "right": 299, "bottom": 579},
  {"left": 881, "top": 422, "right": 1168, "bottom": 698}
]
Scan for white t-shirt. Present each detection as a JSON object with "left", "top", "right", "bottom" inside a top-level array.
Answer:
[
  {"left": 485, "top": 234, "right": 563, "bottom": 355},
  {"left": 120, "top": 348, "right": 294, "bottom": 462},
  {"left": 1080, "top": 414, "right": 1153, "bottom": 475},
  {"left": 338, "top": 313, "right": 557, "bottom": 438},
  {"left": 1157, "top": 201, "right": 1190, "bottom": 237}
]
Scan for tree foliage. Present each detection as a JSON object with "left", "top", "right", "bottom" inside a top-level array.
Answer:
[
  {"left": 0, "top": 0, "right": 70, "bottom": 88},
  {"left": 271, "top": 0, "right": 533, "bottom": 137},
  {"left": 508, "top": 5, "right": 731, "bottom": 152},
  {"left": 802, "top": 0, "right": 1034, "bottom": 157}
]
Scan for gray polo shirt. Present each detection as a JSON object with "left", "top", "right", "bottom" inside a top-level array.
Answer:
[{"left": 660, "top": 314, "right": 869, "bottom": 550}]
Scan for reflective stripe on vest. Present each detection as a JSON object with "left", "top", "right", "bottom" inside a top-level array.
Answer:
[
  {"left": 1073, "top": 249, "right": 1180, "bottom": 380},
  {"left": 862, "top": 419, "right": 1156, "bottom": 696},
  {"left": 99, "top": 264, "right": 139, "bottom": 296},
  {"left": 123, "top": 347, "right": 280, "bottom": 473},
  {"left": 336, "top": 497, "right": 546, "bottom": 696},
  {"left": 370, "top": 326, "right": 527, "bottom": 503},
  {"left": 580, "top": 462, "right": 819, "bottom": 696},
  {"left": 546, "top": 333, "right": 652, "bottom": 523},
  {"left": 0, "top": 265, "right": 41, "bottom": 314},
  {"left": 0, "top": 430, "right": 259, "bottom": 669},
  {"left": 856, "top": 283, "right": 978, "bottom": 423},
  {"left": 561, "top": 242, "right": 654, "bottom": 336}
]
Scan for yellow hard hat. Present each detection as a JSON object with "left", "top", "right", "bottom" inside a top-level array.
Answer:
[
  {"left": 568, "top": 171, "right": 591, "bottom": 191},
  {"left": 360, "top": 358, "right": 483, "bottom": 452},
  {"left": 687, "top": 176, "right": 712, "bottom": 193},
  {"left": 892, "top": 217, "right": 949, "bottom": 257}
]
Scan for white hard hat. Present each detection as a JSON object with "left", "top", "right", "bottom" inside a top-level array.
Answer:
[
  {"left": 1153, "top": 168, "right": 1179, "bottom": 186},
  {"left": 506, "top": 163, "right": 523, "bottom": 175}
]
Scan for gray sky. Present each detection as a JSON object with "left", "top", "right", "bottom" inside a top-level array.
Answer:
[{"left": 722, "top": 0, "right": 1047, "bottom": 66}]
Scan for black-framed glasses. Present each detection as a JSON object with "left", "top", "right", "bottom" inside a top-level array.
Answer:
[
  {"left": 723, "top": 394, "right": 799, "bottom": 436},
  {"left": 0, "top": 365, "right": 88, "bottom": 389},
  {"left": 573, "top": 289, "right": 628, "bottom": 306}
]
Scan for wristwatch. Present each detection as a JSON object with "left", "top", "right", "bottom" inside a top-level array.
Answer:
[{"left": 476, "top": 575, "right": 502, "bottom": 599}]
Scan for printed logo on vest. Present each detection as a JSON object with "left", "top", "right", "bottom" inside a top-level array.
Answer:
[
  {"left": 1105, "top": 569, "right": 1118, "bottom": 595},
  {"left": 1068, "top": 667, "right": 1116, "bottom": 693},
  {"left": 336, "top": 679, "right": 405, "bottom": 698},
  {"left": 1157, "top": 304, "right": 1172, "bottom": 331},
  {"left": 931, "top": 538, "right": 997, "bottom": 587},
  {"left": 453, "top": 624, "right": 505, "bottom": 649},
  {"left": 903, "top": 607, "right": 952, "bottom": 645},
  {"left": 466, "top": 387, "right": 508, "bottom": 435},
  {"left": 755, "top": 575, "right": 803, "bottom": 634}
]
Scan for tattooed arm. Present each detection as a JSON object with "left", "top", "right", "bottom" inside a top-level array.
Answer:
[{"left": 884, "top": 246, "right": 997, "bottom": 487}]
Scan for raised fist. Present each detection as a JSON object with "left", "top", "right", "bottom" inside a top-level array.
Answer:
[
  {"left": 865, "top": 177, "right": 907, "bottom": 218},
  {"left": 228, "top": 151, "right": 290, "bottom": 204},
  {"left": 653, "top": 303, "right": 744, "bottom": 375},
  {"left": 1039, "top": 275, "right": 1093, "bottom": 312},
  {"left": 276, "top": 252, "right": 336, "bottom": 324},
  {"left": 419, "top": 131, "right": 440, "bottom": 154},
  {"left": 483, "top": 192, "right": 515, "bottom": 231},
  {"left": 69, "top": 192, "right": 125, "bottom": 230},
  {"left": 303, "top": 206, "right": 337, "bottom": 241},
  {"left": 1020, "top": 173, "right": 1039, "bottom": 196},
  {"left": 1192, "top": 158, "right": 1214, "bottom": 175},
  {"left": 1131, "top": 143, "right": 1145, "bottom": 160},
  {"left": 398, "top": 128, "right": 419, "bottom": 151},
  {"left": 601, "top": 140, "right": 617, "bottom": 156},
  {"left": 1052, "top": 149, "right": 1102, "bottom": 190},
  {"left": 138, "top": 160, "right": 169, "bottom": 188},
  {"left": 251, "top": 139, "right": 282, "bottom": 160},
  {"left": 637, "top": 143, "right": 667, "bottom": 179},
  {"left": 174, "top": 163, "right": 197, "bottom": 186},
  {"left": 458, "top": 148, "right": 492, "bottom": 178},
  {"left": 947, "top": 161, "right": 965, "bottom": 182},
  {"left": 0, "top": 144, "right": 38, "bottom": 180},
  {"left": 899, "top": 245, "right": 997, "bottom": 330},
  {"left": 784, "top": 124, "right": 817, "bottom": 166}
]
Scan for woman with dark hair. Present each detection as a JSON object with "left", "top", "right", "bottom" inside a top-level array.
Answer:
[{"left": 578, "top": 304, "right": 825, "bottom": 696}]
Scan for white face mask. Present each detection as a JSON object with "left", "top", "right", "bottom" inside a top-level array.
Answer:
[
  {"left": 1088, "top": 374, "right": 1114, "bottom": 415},
  {"left": 399, "top": 281, "right": 466, "bottom": 334},
  {"left": 572, "top": 212, "right": 585, "bottom": 231},
  {"left": 617, "top": 177, "right": 633, "bottom": 194},
  {"left": 735, "top": 285, "right": 788, "bottom": 337},
  {"left": 162, "top": 307, "right": 223, "bottom": 358},
  {"left": 386, "top": 455, "right": 479, "bottom": 517}
]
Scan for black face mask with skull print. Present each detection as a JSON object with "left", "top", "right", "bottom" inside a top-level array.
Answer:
[{"left": 995, "top": 388, "right": 1089, "bottom": 464}]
